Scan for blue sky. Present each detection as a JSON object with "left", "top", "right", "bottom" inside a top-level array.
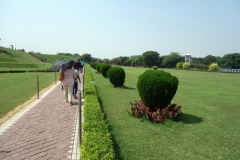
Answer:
[{"left": 1, "top": 0, "right": 240, "bottom": 59}]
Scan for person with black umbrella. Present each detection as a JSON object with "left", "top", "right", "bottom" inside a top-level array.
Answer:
[{"left": 61, "top": 63, "right": 76, "bottom": 105}]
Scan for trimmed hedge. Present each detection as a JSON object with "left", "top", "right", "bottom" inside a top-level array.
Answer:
[
  {"left": 101, "top": 64, "right": 112, "bottom": 78},
  {"left": 0, "top": 69, "right": 54, "bottom": 73},
  {"left": 96, "top": 64, "right": 102, "bottom": 72},
  {"left": 89, "top": 62, "right": 96, "bottom": 69},
  {"left": 80, "top": 64, "right": 115, "bottom": 159}
]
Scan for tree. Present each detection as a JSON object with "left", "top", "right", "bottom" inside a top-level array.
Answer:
[
  {"left": 203, "top": 55, "right": 217, "bottom": 65},
  {"left": 110, "top": 58, "right": 118, "bottom": 65},
  {"left": 124, "top": 58, "right": 132, "bottom": 66},
  {"left": 128, "top": 55, "right": 143, "bottom": 67},
  {"left": 216, "top": 56, "right": 222, "bottom": 65},
  {"left": 191, "top": 57, "right": 204, "bottom": 64},
  {"left": 57, "top": 52, "right": 73, "bottom": 56},
  {"left": 81, "top": 53, "right": 92, "bottom": 63},
  {"left": 96, "top": 58, "right": 103, "bottom": 63},
  {"left": 133, "top": 56, "right": 144, "bottom": 67},
  {"left": 91, "top": 57, "right": 98, "bottom": 62},
  {"left": 191, "top": 57, "right": 208, "bottom": 70},
  {"left": 111, "top": 56, "right": 129, "bottom": 66},
  {"left": 120, "top": 56, "right": 129, "bottom": 65},
  {"left": 103, "top": 58, "right": 110, "bottom": 64},
  {"left": 73, "top": 53, "right": 80, "bottom": 57},
  {"left": 220, "top": 53, "right": 240, "bottom": 68},
  {"left": 142, "top": 51, "right": 160, "bottom": 68},
  {"left": 162, "top": 52, "right": 183, "bottom": 68},
  {"left": 116, "top": 57, "right": 123, "bottom": 65}
]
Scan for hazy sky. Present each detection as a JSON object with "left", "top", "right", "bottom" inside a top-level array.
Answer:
[{"left": 1, "top": 0, "right": 240, "bottom": 59}]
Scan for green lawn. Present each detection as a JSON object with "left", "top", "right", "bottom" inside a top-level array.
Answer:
[
  {"left": 0, "top": 72, "right": 57, "bottom": 118},
  {"left": 89, "top": 66, "right": 240, "bottom": 159}
]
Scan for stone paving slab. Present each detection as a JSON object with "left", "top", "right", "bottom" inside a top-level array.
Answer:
[{"left": 0, "top": 75, "right": 82, "bottom": 160}]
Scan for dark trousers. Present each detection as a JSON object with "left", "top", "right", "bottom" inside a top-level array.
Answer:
[
  {"left": 79, "top": 65, "right": 83, "bottom": 73},
  {"left": 73, "top": 81, "right": 78, "bottom": 95}
]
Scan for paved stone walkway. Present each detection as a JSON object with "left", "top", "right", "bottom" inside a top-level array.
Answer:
[{"left": 0, "top": 72, "right": 84, "bottom": 160}]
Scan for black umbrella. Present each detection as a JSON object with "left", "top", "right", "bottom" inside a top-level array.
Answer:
[{"left": 51, "top": 59, "right": 75, "bottom": 71}]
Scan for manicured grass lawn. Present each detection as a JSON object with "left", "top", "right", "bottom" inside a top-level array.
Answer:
[
  {"left": 0, "top": 64, "right": 53, "bottom": 71},
  {"left": 89, "top": 66, "right": 240, "bottom": 159},
  {"left": 0, "top": 72, "right": 57, "bottom": 118}
]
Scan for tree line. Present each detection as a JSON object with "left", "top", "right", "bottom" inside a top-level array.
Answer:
[{"left": 80, "top": 51, "right": 240, "bottom": 69}]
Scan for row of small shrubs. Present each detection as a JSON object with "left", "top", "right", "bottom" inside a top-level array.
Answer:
[
  {"left": 27, "top": 69, "right": 54, "bottom": 72},
  {"left": 80, "top": 65, "right": 115, "bottom": 159},
  {"left": 89, "top": 62, "right": 126, "bottom": 87},
  {"left": 176, "top": 62, "right": 220, "bottom": 71},
  {"left": 0, "top": 70, "right": 27, "bottom": 73},
  {"left": 0, "top": 69, "right": 54, "bottom": 73}
]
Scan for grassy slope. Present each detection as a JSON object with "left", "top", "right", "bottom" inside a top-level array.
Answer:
[
  {"left": 0, "top": 46, "right": 51, "bottom": 69},
  {"left": 89, "top": 66, "right": 240, "bottom": 160},
  {"left": 0, "top": 46, "right": 77, "bottom": 70},
  {"left": 33, "top": 53, "right": 77, "bottom": 64}
]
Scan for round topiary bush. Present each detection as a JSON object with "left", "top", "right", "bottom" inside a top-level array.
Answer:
[
  {"left": 152, "top": 66, "right": 158, "bottom": 70},
  {"left": 137, "top": 69, "right": 178, "bottom": 111},
  {"left": 209, "top": 63, "right": 219, "bottom": 71},
  {"left": 96, "top": 64, "right": 102, "bottom": 72},
  {"left": 107, "top": 66, "right": 125, "bottom": 87},
  {"left": 182, "top": 62, "right": 190, "bottom": 69},
  {"left": 101, "top": 64, "right": 112, "bottom": 78}
]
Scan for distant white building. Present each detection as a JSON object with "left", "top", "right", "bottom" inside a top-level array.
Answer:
[{"left": 185, "top": 53, "right": 191, "bottom": 64}]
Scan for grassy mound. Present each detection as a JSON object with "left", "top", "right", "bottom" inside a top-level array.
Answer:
[{"left": 0, "top": 46, "right": 77, "bottom": 70}]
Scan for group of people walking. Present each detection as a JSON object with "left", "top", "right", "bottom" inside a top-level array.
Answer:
[{"left": 60, "top": 58, "right": 84, "bottom": 106}]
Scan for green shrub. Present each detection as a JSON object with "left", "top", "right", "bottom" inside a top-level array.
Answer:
[
  {"left": 89, "top": 62, "right": 97, "bottom": 69},
  {"left": 137, "top": 69, "right": 179, "bottom": 110},
  {"left": 80, "top": 132, "right": 115, "bottom": 160},
  {"left": 93, "top": 62, "right": 98, "bottom": 69},
  {"left": 80, "top": 65, "right": 115, "bottom": 159},
  {"left": 107, "top": 66, "right": 125, "bottom": 87},
  {"left": 96, "top": 64, "right": 102, "bottom": 72},
  {"left": 209, "top": 63, "right": 220, "bottom": 71},
  {"left": 176, "top": 62, "right": 184, "bottom": 69},
  {"left": 152, "top": 66, "right": 158, "bottom": 70},
  {"left": 182, "top": 62, "right": 190, "bottom": 69},
  {"left": 101, "top": 64, "right": 112, "bottom": 78}
]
